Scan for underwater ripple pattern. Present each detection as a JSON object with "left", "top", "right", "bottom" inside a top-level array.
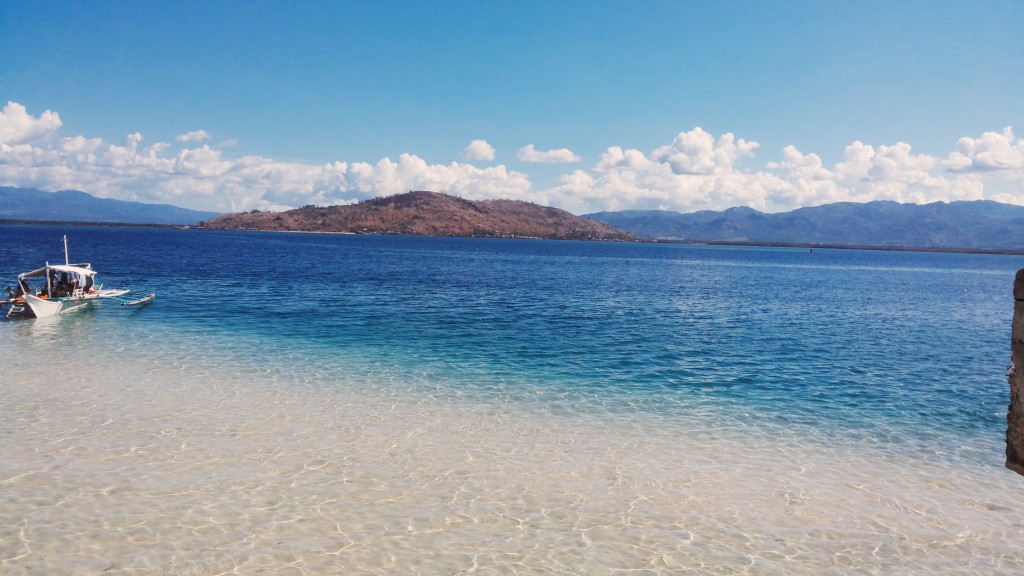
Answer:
[
  {"left": 1, "top": 225, "right": 1021, "bottom": 461},
  {"left": 3, "top": 224, "right": 1024, "bottom": 574}
]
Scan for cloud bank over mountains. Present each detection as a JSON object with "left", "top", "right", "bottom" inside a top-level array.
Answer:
[{"left": 2, "top": 101, "right": 1022, "bottom": 214}]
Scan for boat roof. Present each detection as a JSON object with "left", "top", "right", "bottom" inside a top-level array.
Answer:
[{"left": 19, "top": 263, "right": 96, "bottom": 279}]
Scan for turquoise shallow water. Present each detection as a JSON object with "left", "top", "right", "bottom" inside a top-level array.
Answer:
[
  {"left": 2, "top": 224, "right": 1023, "bottom": 574},
  {"left": 4, "top": 225, "right": 1014, "bottom": 457}
]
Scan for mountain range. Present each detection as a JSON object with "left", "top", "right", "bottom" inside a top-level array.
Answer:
[
  {"left": 586, "top": 200, "right": 1024, "bottom": 250},
  {"left": 199, "top": 191, "right": 638, "bottom": 241},
  {"left": 5, "top": 185, "right": 1024, "bottom": 250},
  {"left": 0, "top": 186, "right": 220, "bottom": 225}
]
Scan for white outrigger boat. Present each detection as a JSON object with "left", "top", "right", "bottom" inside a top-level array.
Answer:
[{"left": 2, "top": 236, "right": 155, "bottom": 319}]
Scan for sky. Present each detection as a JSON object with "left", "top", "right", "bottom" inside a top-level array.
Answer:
[{"left": 1, "top": 0, "right": 1022, "bottom": 215}]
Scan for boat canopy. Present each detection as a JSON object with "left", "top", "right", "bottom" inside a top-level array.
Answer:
[{"left": 18, "top": 264, "right": 96, "bottom": 279}]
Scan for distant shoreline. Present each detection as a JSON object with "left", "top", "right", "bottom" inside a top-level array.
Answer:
[
  {"left": 0, "top": 219, "right": 188, "bottom": 229},
  {"left": 5, "top": 219, "right": 1024, "bottom": 256},
  {"left": 655, "top": 239, "right": 1024, "bottom": 256}
]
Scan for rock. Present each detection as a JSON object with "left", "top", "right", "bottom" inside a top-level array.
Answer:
[{"left": 1008, "top": 269, "right": 1024, "bottom": 475}]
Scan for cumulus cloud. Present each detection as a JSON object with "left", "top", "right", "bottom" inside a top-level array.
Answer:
[
  {"left": 0, "top": 103, "right": 533, "bottom": 212},
  {"left": 0, "top": 101, "right": 62, "bottom": 145},
  {"left": 176, "top": 129, "right": 211, "bottom": 143},
  {"left": 539, "top": 140, "right": 788, "bottom": 214},
  {"left": 540, "top": 127, "right": 995, "bottom": 214},
  {"left": 768, "top": 140, "right": 983, "bottom": 207},
  {"left": 651, "top": 128, "right": 758, "bottom": 175},
  {"left": 945, "top": 127, "right": 1024, "bottom": 175},
  {"left": 517, "top": 144, "right": 581, "bottom": 163},
  {"left": 463, "top": 139, "right": 495, "bottom": 161},
  {"left": 533, "top": 128, "right": 783, "bottom": 214},
  {"left": 1, "top": 101, "right": 1022, "bottom": 214}
]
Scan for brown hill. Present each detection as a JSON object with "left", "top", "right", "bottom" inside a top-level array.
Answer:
[{"left": 198, "top": 191, "right": 639, "bottom": 241}]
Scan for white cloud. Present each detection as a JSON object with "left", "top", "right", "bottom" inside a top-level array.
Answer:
[
  {"left": 176, "top": 129, "right": 211, "bottom": 143},
  {"left": 536, "top": 128, "right": 785, "bottom": 214},
  {"left": 1, "top": 101, "right": 1022, "bottom": 214},
  {"left": 0, "top": 103, "right": 533, "bottom": 212},
  {"left": 0, "top": 101, "right": 62, "bottom": 145},
  {"left": 542, "top": 128, "right": 992, "bottom": 214},
  {"left": 463, "top": 139, "right": 495, "bottom": 161},
  {"left": 517, "top": 144, "right": 581, "bottom": 163},
  {"left": 945, "top": 127, "right": 1024, "bottom": 175},
  {"left": 651, "top": 127, "right": 758, "bottom": 175},
  {"left": 541, "top": 145, "right": 788, "bottom": 214},
  {"left": 768, "top": 141, "right": 984, "bottom": 207}
]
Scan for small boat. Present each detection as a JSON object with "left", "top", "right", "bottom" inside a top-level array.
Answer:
[{"left": 2, "top": 236, "right": 155, "bottom": 319}]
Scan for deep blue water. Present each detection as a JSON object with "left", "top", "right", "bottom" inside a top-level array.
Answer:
[{"left": 3, "top": 224, "right": 1021, "bottom": 464}]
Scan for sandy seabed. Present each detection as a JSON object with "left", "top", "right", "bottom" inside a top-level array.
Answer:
[{"left": 2, "top": 325, "right": 1023, "bottom": 575}]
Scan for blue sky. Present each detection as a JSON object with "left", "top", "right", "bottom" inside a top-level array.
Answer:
[{"left": 2, "top": 1, "right": 1022, "bottom": 214}]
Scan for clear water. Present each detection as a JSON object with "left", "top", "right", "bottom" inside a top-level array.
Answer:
[{"left": 2, "top": 225, "right": 1023, "bottom": 574}]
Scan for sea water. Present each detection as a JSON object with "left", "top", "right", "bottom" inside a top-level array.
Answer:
[{"left": 1, "top": 224, "right": 1023, "bottom": 574}]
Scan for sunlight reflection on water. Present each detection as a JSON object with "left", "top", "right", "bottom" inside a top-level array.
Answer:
[
  {"left": 3, "top": 228, "right": 1024, "bottom": 573},
  {"left": 2, "top": 325, "right": 1024, "bottom": 575}
]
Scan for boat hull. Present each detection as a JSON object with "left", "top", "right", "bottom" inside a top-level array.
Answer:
[{"left": 23, "top": 293, "right": 99, "bottom": 318}]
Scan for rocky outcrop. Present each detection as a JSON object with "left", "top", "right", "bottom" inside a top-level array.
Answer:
[{"left": 1008, "top": 269, "right": 1024, "bottom": 475}]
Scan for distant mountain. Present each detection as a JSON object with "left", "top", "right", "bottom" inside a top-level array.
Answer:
[
  {"left": 0, "top": 187, "right": 221, "bottom": 225},
  {"left": 586, "top": 200, "right": 1024, "bottom": 250},
  {"left": 200, "top": 191, "right": 639, "bottom": 241}
]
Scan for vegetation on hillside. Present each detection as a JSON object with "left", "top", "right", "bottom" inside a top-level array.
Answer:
[{"left": 199, "top": 191, "right": 638, "bottom": 241}]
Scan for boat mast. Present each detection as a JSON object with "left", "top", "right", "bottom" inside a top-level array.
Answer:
[{"left": 64, "top": 235, "right": 69, "bottom": 266}]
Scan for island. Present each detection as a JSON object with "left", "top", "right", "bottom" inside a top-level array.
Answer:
[{"left": 197, "top": 191, "right": 639, "bottom": 241}]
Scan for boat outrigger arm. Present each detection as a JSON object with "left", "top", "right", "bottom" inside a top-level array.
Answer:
[{"left": 104, "top": 292, "right": 156, "bottom": 306}]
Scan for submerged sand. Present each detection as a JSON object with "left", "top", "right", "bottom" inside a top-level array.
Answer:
[{"left": 2, "top": 321, "right": 1023, "bottom": 575}]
